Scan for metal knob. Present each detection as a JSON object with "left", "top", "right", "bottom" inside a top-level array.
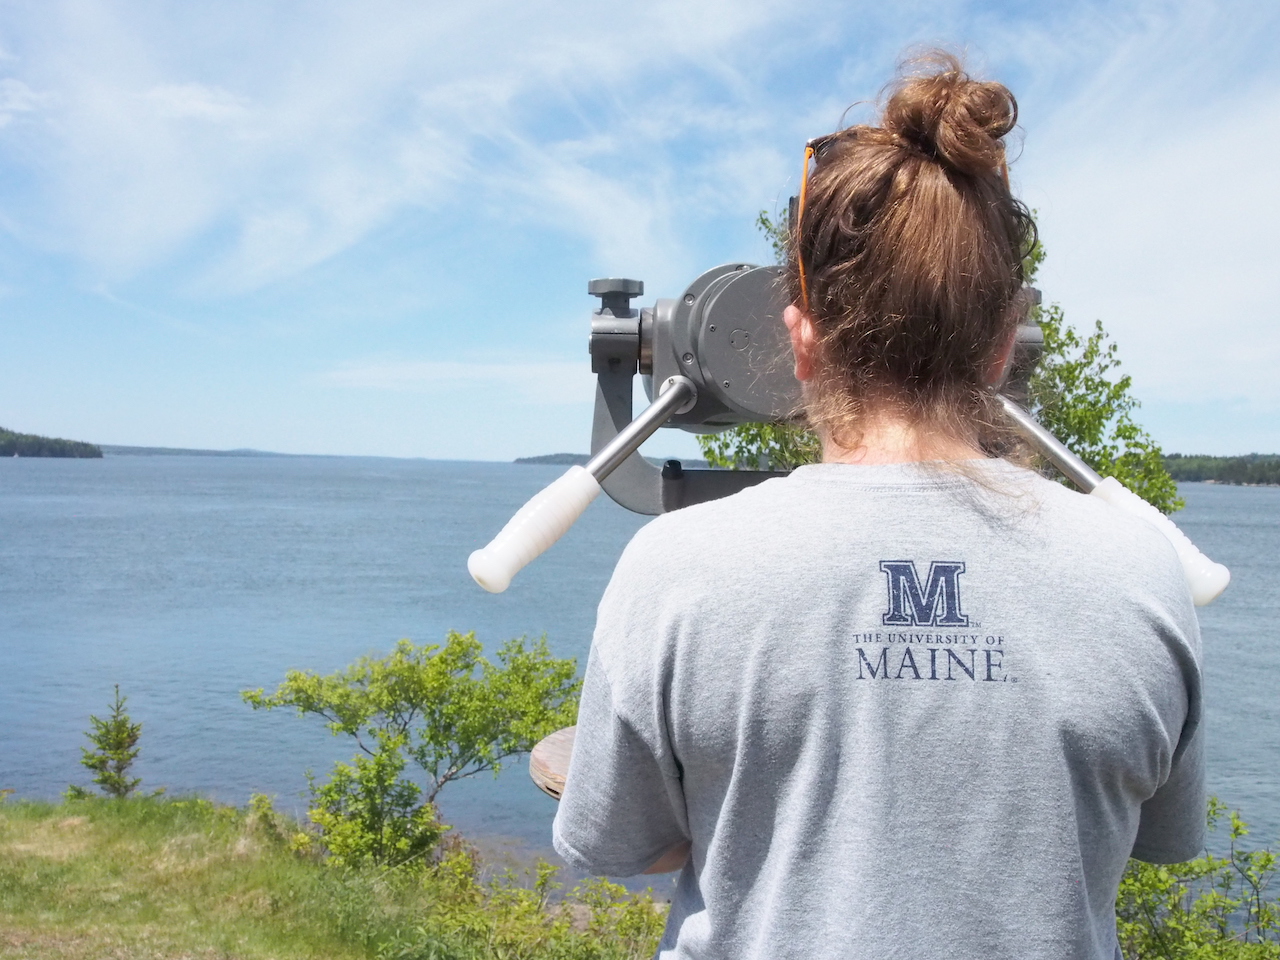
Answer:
[{"left": 588, "top": 278, "right": 644, "bottom": 318}]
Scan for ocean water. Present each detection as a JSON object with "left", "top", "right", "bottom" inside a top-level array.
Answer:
[{"left": 0, "top": 456, "right": 1276, "bottom": 862}]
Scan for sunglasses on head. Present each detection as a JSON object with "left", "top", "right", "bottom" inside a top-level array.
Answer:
[{"left": 790, "top": 132, "right": 845, "bottom": 315}]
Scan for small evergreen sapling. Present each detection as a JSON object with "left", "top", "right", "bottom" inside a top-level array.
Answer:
[{"left": 69, "top": 684, "right": 142, "bottom": 799}]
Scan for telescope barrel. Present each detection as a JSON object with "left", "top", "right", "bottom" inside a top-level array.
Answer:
[
  {"left": 999, "top": 395, "right": 1230, "bottom": 607},
  {"left": 467, "top": 378, "right": 697, "bottom": 594}
]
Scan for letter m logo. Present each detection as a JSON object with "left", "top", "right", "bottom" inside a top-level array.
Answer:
[{"left": 879, "top": 560, "right": 969, "bottom": 627}]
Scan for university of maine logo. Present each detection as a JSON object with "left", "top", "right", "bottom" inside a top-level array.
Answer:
[{"left": 879, "top": 560, "right": 969, "bottom": 627}]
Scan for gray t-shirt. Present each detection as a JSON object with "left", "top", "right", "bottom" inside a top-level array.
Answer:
[{"left": 553, "top": 460, "right": 1204, "bottom": 960}]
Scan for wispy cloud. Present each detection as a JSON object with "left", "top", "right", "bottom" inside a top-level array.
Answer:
[
  {"left": 0, "top": 77, "right": 49, "bottom": 127},
  {"left": 0, "top": 0, "right": 813, "bottom": 293},
  {"left": 4, "top": 0, "right": 1273, "bottom": 296},
  {"left": 145, "top": 83, "right": 248, "bottom": 122},
  {"left": 1, "top": 0, "right": 1277, "bottom": 456},
  {"left": 1005, "top": 0, "right": 1280, "bottom": 418}
]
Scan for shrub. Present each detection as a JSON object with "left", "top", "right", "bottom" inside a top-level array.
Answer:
[
  {"left": 1118, "top": 799, "right": 1279, "bottom": 958},
  {"left": 305, "top": 733, "right": 447, "bottom": 868},
  {"left": 244, "top": 632, "right": 580, "bottom": 866},
  {"left": 377, "top": 844, "right": 666, "bottom": 960}
]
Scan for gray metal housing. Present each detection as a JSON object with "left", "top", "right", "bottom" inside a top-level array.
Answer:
[{"left": 587, "top": 267, "right": 1042, "bottom": 516}]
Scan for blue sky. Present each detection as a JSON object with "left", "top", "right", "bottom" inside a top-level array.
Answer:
[{"left": 0, "top": 0, "right": 1276, "bottom": 460}]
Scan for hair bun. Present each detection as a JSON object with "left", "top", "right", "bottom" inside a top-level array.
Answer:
[{"left": 880, "top": 52, "right": 1017, "bottom": 178}]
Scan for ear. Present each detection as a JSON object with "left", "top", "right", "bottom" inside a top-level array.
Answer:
[
  {"left": 984, "top": 326, "right": 1019, "bottom": 387},
  {"left": 784, "top": 304, "right": 819, "bottom": 382}
]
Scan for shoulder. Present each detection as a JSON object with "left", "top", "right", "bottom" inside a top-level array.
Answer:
[
  {"left": 590, "top": 476, "right": 799, "bottom": 681},
  {"left": 1014, "top": 470, "right": 1197, "bottom": 629},
  {"left": 607, "top": 474, "right": 798, "bottom": 586},
  {"left": 1030, "top": 472, "right": 1183, "bottom": 566}
]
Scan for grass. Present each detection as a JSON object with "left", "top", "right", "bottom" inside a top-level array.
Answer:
[
  {"left": 0, "top": 796, "right": 665, "bottom": 960},
  {"left": 0, "top": 796, "right": 380, "bottom": 958},
  {"left": 17, "top": 792, "right": 1273, "bottom": 959}
]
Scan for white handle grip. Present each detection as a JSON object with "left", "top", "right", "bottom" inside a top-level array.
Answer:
[
  {"left": 1090, "top": 476, "right": 1230, "bottom": 607},
  {"left": 468, "top": 466, "right": 602, "bottom": 593}
]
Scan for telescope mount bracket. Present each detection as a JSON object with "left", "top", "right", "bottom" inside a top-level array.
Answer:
[{"left": 588, "top": 276, "right": 787, "bottom": 516}]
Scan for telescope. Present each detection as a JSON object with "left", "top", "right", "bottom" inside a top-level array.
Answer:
[{"left": 468, "top": 264, "right": 1230, "bottom": 607}]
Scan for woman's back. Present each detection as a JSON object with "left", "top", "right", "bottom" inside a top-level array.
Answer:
[
  {"left": 552, "top": 52, "right": 1205, "bottom": 959},
  {"left": 555, "top": 462, "right": 1203, "bottom": 959}
]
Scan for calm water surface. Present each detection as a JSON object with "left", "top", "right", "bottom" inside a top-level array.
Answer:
[{"left": 1, "top": 457, "right": 1276, "bottom": 860}]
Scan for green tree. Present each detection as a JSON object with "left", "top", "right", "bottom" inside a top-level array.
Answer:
[
  {"left": 1029, "top": 304, "right": 1182, "bottom": 513},
  {"left": 698, "top": 421, "right": 821, "bottom": 472},
  {"left": 698, "top": 210, "right": 1183, "bottom": 513},
  {"left": 1021, "top": 233, "right": 1183, "bottom": 514},
  {"left": 70, "top": 685, "right": 143, "bottom": 799},
  {"left": 1117, "top": 799, "right": 1279, "bottom": 958},
  {"left": 243, "top": 631, "right": 580, "bottom": 866}
]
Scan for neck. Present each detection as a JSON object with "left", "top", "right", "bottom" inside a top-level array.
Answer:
[{"left": 820, "top": 417, "right": 984, "bottom": 465}]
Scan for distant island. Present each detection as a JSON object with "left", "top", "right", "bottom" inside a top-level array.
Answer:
[
  {"left": 0, "top": 426, "right": 102, "bottom": 458},
  {"left": 514, "top": 453, "right": 591, "bottom": 466},
  {"left": 1164, "top": 454, "right": 1280, "bottom": 486},
  {"left": 0, "top": 429, "right": 301, "bottom": 459},
  {"left": 100, "top": 444, "right": 295, "bottom": 458}
]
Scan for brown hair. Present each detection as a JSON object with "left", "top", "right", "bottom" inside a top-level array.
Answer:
[{"left": 787, "top": 50, "right": 1036, "bottom": 452}]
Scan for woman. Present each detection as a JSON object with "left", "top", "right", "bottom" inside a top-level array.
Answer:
[{"left": 553, "top": 52, "right": 1203, "bottom": 960}]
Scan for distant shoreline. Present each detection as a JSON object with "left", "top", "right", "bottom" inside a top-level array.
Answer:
[
  {"left": 4, "top": 430, "right": 1278, "bottom": 483},
  {"left": 100, "top": 444, "right": 314, "bottom": 458},
  {"left": 1, "top": 426, "right": 101, "bottom": 459},
  {"left": 515, "top": 452, "right": 713, "bottom": 468},
  {"left": 1201, "top": 479, "right": 1280, "bottom": 487},
  {"left": 514, "top": 453, "right": 590, "bottom": 466},
  {"left": 1165, "top": 454, "right": 1280, "bottom": 486}
]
